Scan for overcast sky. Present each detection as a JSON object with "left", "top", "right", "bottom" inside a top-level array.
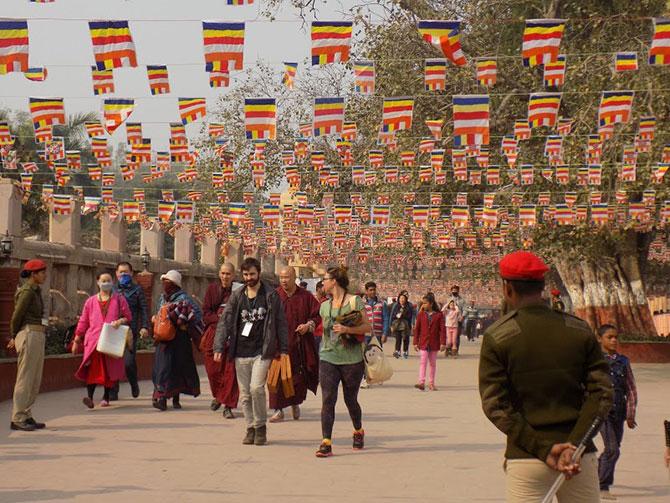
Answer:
[{"left": 2, "top": 0, "right": 377, "bottom": 148}]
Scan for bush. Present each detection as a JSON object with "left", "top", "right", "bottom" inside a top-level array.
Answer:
[{"left": 619, "top": 333, "right": 670, "bottom": 343}]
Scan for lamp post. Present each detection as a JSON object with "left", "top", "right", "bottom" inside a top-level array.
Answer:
[
  {"left": 1, "top": 230, "right": 12, "bottom": 260},
  {"left": 141, "top": 247, "right": 151, "bottom": 271}
]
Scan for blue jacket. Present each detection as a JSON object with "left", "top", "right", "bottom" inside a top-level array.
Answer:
[{"left": 116, "top": 282, "right": 149, "bottom": 337}]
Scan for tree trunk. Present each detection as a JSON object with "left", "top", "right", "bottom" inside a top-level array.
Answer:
[{"left": 554, "top": 254, "right": 657, "bottom": 337}]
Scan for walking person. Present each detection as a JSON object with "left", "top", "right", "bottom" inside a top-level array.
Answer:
[
  {"left": 413, "top": 294, "right": 446, "bottom": 391},
  {"left": 463, "top": 301, "right": 479, "bottom": 341},
  {"left": 448, "top": 285, "right": 466, "bottom": 356},
  {"left": 315, "top": 266, "right": 371, "bottom": 457},
  {"left": 269, "top": 266, "right": 321, "bottom": 423},
  {"left": 441, "top": 300, "right": 460, "bottom": 357},
  {"left": 151, "top": 270, "right": 202, "bottom": 411},
  {"left": 110, "top": 261, "right": 149, "bottom": 400},
  {"left": 213, "top": 257, "right": 288, "bottom": 446},
  {"left": 72, "top": 272, "right": 132, "bottom": 409},
  {"left": 361, "top": 281, "right": 389, "bottom": 388},
  {"left": 390, "top": 292, "right": 414, "bottom": 359},
  {"left": 313, "top": 280, "right": 329, "bottom": 349},
  {"left": 478, "top": 251, "right": 613, "bottom": 502},
  {"left": 201, "top": 263, "right": 238, "bottom": 419},
  {"left": 596, "top": 325, "right": 637, "bottom": 500},
  {"left": 8, "top": 259, "right": 48, "bottom": 431}
]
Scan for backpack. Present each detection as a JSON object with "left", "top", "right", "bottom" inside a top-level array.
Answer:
[{"left": 153, "top": 303, "right": 176, "bottom": 342}]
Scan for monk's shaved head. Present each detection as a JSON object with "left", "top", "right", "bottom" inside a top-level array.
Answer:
[{"left": 279, "top": 266, "right": 297, "bottom": 294}]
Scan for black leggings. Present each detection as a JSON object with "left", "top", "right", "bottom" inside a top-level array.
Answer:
[
  {"left": 320, "top": 360, "right": 365, "bottom": 439},
  {"left": 394, "top": 330, "right": 410, "bottom": 353},
  {"left": 87, "top": 384, "right": 111, "bottom": 401}
]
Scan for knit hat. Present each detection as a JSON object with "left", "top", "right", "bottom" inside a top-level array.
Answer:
[{"left": 160, "top": 270, "right": 182, "bottom": 288}]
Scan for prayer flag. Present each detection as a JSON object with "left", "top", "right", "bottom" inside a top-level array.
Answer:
[
  {"left": 313, "top": 97, "right": 344, "bottom": 136},
  {"left": 354, "top": 60, "right": 375, "bottom": 94},
  {"left": 598, "top": 91, "right": 634, "bottom": 126},
  {"left": 88, "top": 21, "right": 137, "bottom": 71},
  {"left": 178, "top": 97, "right": 206, "bottom": 125},
  {"left": 282, "top": 62, "right": 298, "bottom": 89},
  {"left": 417, "top": 20, "right": 467, "bottom": 66},
  {"left": 244, "top": 97, "right": 277, "bottom": 140},
  {"left": 452, "top": 95, "right": 489, "bottom": 146},
  {"left": 24, "top": 67, "right": 47, "bottom": 82},
  {"left": 543, "top": 54, "right": 566, "bottom": 87},
  {"left": 649, "top": 18, "right": 670, "bottom": 65},
  {"left": 147, "top": 65, "right": 170, "bottom": 95},
  {"left": 29, "top": 97, "right": 65, "bottom": 130},
  {"left": 424, "top": 59, "right": 447, "bottom": 91},
  {"left": 522, "top": 19, "right": 566, "bottom": 67},
  {"left": 382, "top": 97, "right": 413, "bottom": 132},
  {"left": 311, "top": 21, "right": 352, "bottom": 65},
  {"left": 614, "top": 52, "right": 638, "bottom": 71},
  {"left": 0, "top": 20, "right": 29, "bottom": 75},
  {"left": 103, "top": 98, "right": 135, "bottom": 135},
  {"left": 527, "top": 93, "right": 561, "bottom": 127},
  {"left": 202, "top": 21, "right": 244, "bottom": 72}
]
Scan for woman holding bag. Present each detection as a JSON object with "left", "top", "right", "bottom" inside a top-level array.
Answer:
[
  {"left": 72, "top": 272, "right": 132, "bottom": 408},
  {"left": 316, "top": 266, "right": 371, "bottom": 458}
]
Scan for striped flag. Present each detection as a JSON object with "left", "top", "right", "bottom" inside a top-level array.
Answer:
[
  {"left": 91, "top": 67, "right": 115, "bottom": 95},
  {"left": 543, "top": 54, "right": 566, "bottom": 87},
  {"left": 103, "top": 99, "right": 135, "bottom": 134},
  {"left": 228, "top": 202, "right": 247, "bottom": 226},
  {"left": 313, "top": 97, "right": 344, "bottom": 136},
  {"left": 52, "top": 194, "right": 72, "bottom": 215},
  {"left": 382, "top": 97, "right": 413, "bottom": 132},
  {"left": 649, "top": 18, "right": 670, "bottom": 65},
  {"left": 170, "top": 123, "right": 187, "bottom": 143},
  {"left": 614, "top": 52, "right": 638, "bottom": 72},
  {"left": 24, "top": 67, "right": 47, "bottom": 82},
  {"left": 452, "top": 95, "right": 489, "bottom": 146},
  {"left": 476, "top": 59, "right": 496, "bottom": 87},
  {"left": 424, "top": 58, "right": 447, "bottom": 91},
  {"left": 527, "top": 93, "right": 561, "bottom": 128},
  {"left": 417, "top": 20, "right": 467, "bottom": 66},
  {"left": 556, "top": 117, "right": 573, "bottom": 136},
  {"left": 282, "top": 62, "right": 298, "bottom": 89},
  {"left": 178, "top": 97, "right": 206, "bottom": 125},
  {"left": 522, "top": 19, "right": 566, "bottom": 67},
  {"left": 598, "top": 91, "right": 633, "bottom": 126},
  {"left": 638, "top": 116, "right": 656, "bottom": 141},
  {"left": 157, "top": 201, "right": 175, "bottom": 222},
  {"left": 514, "top": 119, "right": 531, "bottom": 140},
  {"left": 88, "top": 21, "right": 137, "bottom": 71},
  {"left": 123, "top": 201, "right": 141, "bottom": 222},
  {"left": 125, "top": 123, "right": 142, "bottom": 145},
  {"left": 207, "top": 69, "right": 229, "bottom": 88},
  {"left": 29, "top": 98, "right": 65, "bottom": 130},
  {"left": 147, "top": 65, "right": 170, "bottom": 95},
  {"left": 425, "top": 119, "right": 443, "bottom": 140},
  {"left": 0, "top": 20, "right": 29, "bottom": 75},
  {"left": 311, "top": 21, "right": 352, "bottom": 65},
  {"left": 244, "top": 98, "right": 276, "bottom": 140},
  {"left": 202, "top": 21, "right": 245, "bottom": 72},
  {"left": 353, "top": 60, "right": 375, "bottom": 94},
  {"left": 262, "top": 204, "right": 281, "bottom": 227}
]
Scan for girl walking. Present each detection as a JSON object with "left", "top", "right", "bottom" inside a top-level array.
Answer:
[
  {"left": 390, "top": 292, "right": 414, "bottom": 359},
  {"left": 441, "top": 300, "right": 460, "bottom": 357},
  {"left": 413, "top": 294, "right": 446, "bottom": 391}
]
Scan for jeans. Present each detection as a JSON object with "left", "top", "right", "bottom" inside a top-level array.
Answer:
[
  {"left": 598, "top": 415, "right": 625, "bottom": 490},
  {"left": 455, "top": 321, "right": 463, "bottom": 351},
  {"left": 320, "top": 360, "right": 365, "bottom": 439},
  {"left": 235, "top": 355, "right": 271, "bottom": 429}
]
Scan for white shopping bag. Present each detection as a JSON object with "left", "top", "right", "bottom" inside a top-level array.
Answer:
[
  {"left": 364, "top": 336, "right": 393, "bottom": 384},
  {"left": 97, "top": 323, "right": 130, "bottom": 358}
]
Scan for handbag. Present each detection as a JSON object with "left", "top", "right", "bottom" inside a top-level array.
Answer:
[
  {"left": 334, "top": 296, "right": 363, "bottom": 347},
  {"left": 153, "top": 303, "right": 177, "bottom": 342},
  {"left": 364, "top": 336, "right": 394, "bottom": 384},
  {"left": 97, "top": 322, "right": 131, "bottom": 358}
]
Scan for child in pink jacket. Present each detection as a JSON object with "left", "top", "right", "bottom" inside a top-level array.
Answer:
[{"left": 442, "top": 300, "right": 460, "bottom": 356}]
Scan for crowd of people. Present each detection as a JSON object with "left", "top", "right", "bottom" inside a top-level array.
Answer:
[{"left": 6, "top": 252, "right": 669, "bottom": 501}]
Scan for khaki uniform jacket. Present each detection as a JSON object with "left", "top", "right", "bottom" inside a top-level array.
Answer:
[{"left": 10, "top": 282, "right": 44, "bottom": 338}]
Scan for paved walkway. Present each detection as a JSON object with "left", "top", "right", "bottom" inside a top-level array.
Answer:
[{"left": 1, "top": 342, "right": 669, "bottom": 502}]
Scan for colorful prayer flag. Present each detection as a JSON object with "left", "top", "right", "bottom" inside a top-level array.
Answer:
[
  {"left": 598, "top": 91, "right": 634, "bottom": 127},
  {"left": 353, "top": 60, "right": 375, "bottom": 94},
  {"left": 209, "top": 70, "right": 230, "bottom": 88},
  {"left": 614, "top": 52, "right": 638, "bottom": 72},
  {"left": 29, "top": 97, "right": 65, "bottom": 130},
  {"left": 527, "top": 93, "right": 561, "bottom": 128},
  {"left": 202, "top": 21, "right": 244, "bottom": 72},
  {"left": 417, "top": 20, "right": 467, "bottom": 66},
  {"left": 244, "top": 98, "right": 277, "bottom": 140},
  {"left": 476, "top": 59, "right": 496, "bottom": 87},
  {"left": 522, "top": 19, "right": 566, "bottom": 67},
  {"left": 424, "top": 59, "right": 447, "bottom": 91},
  {"left": 282, "top": 62, "right": 298, "bottom": 89},
  {"left": 103, "top": 99, "right": 135, "bottom": 135},
  {"left": 178, "top": 97, "right": 206, "bottom": 125},
  {"left": 452, "top": 95, "right": 489, "bottom": 146},
  {"left": 147, "top": 65, "right": 170, "bottom": 95},
  {"left": 649, "top": 18, "right": 670, "bottom": 65},
  {"left": 313, "top": 97, "right": 345, "bottom": 136},
  {"left": 543, "top": 54, "right": 566, "bottom": 87},
  {"left": 382, "top": 97, "right": 413, "bottom": 132},
  {"left": 0, "top": 20, "right": 29, "bottom": 75},
  {"left": 24, "top": 67, "right": 47, "bottom": 82},
  {"left": 311, "top": 21, "right": 352, "bottom": 65},
  {"left": 88, "top": 21, "right": 137, "bottom": 71}
]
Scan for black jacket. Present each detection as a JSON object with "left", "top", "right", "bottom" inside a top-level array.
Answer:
[{"left": 213, "top": 281, "right": 288, "bottom": 361}]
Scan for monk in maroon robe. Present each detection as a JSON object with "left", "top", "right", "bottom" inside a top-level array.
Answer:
[
  {"left": 269, "top": 266, "right": 321, "bottom": 422},
  {"left": 200, "top": 263, "right": 239, "bottom": 418}
]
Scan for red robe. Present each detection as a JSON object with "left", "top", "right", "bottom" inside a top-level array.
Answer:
[
  {"left": 269, "top": 286, "right": 321, "bottom": 409},
  {"left": 200, "top": 281, "right": 238, "bottom": 408}
]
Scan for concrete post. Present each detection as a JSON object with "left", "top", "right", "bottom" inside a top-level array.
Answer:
[
  {"left": 100, "top": 214, "right": 127, "bottom": 253},
  {"left": 140, "top": 221, "right": 164, "bottom": 260},
  {"left": 49, "top": 199, "right": 81, "bottom": 246},
  {"left": 0, "top": 179, "right": 22, "bottom": 238},
  {"left": 227, "top": 241, "right": 243, "bottom": 270},
  {"left": 200, "top": 235, "right": 220, "bottom": 268},
  {"left": 174, "top": 226, "right": 194, "bottom": 263},
  {"left": 261, "top": 253, "right": 276, "bottom": 275},
  {"left": 135, "top": 272, "right": 155, "bottom": 318}
]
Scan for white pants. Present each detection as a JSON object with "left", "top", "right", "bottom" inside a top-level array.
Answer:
[
  {"left": 235, "top": 356, "right": 270, "bottom": 429},
  {"left": 505, "top": 453, "right": 600, "bottom": 502}
]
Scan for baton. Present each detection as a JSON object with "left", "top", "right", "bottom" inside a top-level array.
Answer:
[{"left": 540, "top": 417, "right": 603, "bottom": 503}]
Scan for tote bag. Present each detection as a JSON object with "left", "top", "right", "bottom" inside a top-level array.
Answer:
[{"left": 364, "top": 336, "right": 393, "bottom": 384}]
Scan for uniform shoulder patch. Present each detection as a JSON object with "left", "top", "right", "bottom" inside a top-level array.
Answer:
[
  {"left": 561, "top": 312, "right": 591, "bottom": 332},
  {"left": 484, "top": 310, "right": 521, "bottom": 344}
]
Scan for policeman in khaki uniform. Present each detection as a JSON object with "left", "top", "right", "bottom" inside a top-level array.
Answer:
[
  {"left": 7, "top": 259, "right": 49, "bottom": 431},
  {"left": 478, "top": 251, "right": 613, "bottom": 502}
]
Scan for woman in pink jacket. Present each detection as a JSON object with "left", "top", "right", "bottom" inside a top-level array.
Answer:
[{"left": 72, "top": 272, "right": 132, "bottom": 408}]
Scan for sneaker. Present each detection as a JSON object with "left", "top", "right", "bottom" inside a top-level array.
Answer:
[
  {"left": 291, "top": 405, "right": 300, "bottom": 420},
  {"left": 414, "top": 383, "right": 425, "bottom": 391},
  {"left": 10, "top": 421, "right": 36, "bottom": 432},
  {"left": 82, "top": 397, "right": 94, "bottom": 409},
  {"left": 600, "top": 490, "right": 617, "bottom": 500},
  {"left": 269, "top": 409, "right": 284, "bottom": 423},
  {"left": 360, "top": 381, "right": 369, "bottom": 389},
  {"left": 242, "top": 427, "right": 255, "bottom": 445},
  {"left": 393, "top": 351, "right": 400, "bottom": 359},
  {"left": 99, "top": 400, "right": 110, "bottom": 408},
  {"left": 403, "top": 352, "right": 409, "bottom": 359},
  {"left": 210, "top": 399, "right": 221, "bottom": 412},
  {"left": 222, "top": 407, "right": 235, "bottom": 419},
  {"left": 25, "top": 418, "right": 46, "bottom": 429},
  {"left": 353, "top": 429, "right": 365, "bottom": 450},
  {"left": 315, "top": 441, "right": 333, "bottom": 458},
  {"left": 254, "top": 425, "right": 267, "bottom": 446}
]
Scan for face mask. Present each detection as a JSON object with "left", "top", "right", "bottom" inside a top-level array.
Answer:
[
  {"left": 99, "top": 281, "right": 113, "bottom": 292},
  {"left": 119, "top": 273, "right": 132, "bottom": 287}
]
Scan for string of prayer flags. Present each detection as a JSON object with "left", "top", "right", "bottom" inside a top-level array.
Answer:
[
  {"left": 522, "top": 19, "right": 566, "bottom": 67},
  {"left": 311, "top": 21, "right": 352, "bottom": 65},
  {"left": 203, "top": 21, "right": 244, "bottom": 72},
  {"left": 89, "top": 21, "right": 137, "bottom": 71},
  {"left": 417, "top": 20, "right": 467, "bottom": 66}
]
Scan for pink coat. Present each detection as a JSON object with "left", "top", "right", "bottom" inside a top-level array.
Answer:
[{"left": 74, "top": 293, "right": 132, "bottom": 382}]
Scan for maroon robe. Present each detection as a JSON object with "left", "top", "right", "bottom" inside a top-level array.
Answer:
[
  {"left": 200, "top": 281, "right": 238, "bottom": 408},
  {"left": 269, "top": 286, "right": 321, "bottom": 409}
]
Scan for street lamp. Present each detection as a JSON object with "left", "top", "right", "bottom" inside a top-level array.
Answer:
[
  {"left": 141, "top": 247, "right": 151, "bottom": 271},
  {"left": 1, "top": 231, "right": 12, "bottom": 259}
]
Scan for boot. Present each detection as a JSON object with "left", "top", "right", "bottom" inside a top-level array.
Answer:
[
  {"left": 172, "top": 395, "right": 182, "bottom": 409},
  {"left": 242, "top": 427, "right": 255, "bottom": 445},
  {"left": 254, "top": 425, "right": 267, "bottom": 446}
]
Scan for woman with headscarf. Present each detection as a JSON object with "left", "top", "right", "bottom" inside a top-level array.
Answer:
[
  {"left": 72, "top": 272, "right": 132, "bottom": 408},
  {"left": 151, "top": 270, "right": 203, "bottom": 411}
]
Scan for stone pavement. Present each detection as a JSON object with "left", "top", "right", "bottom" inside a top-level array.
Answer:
[{"left": 1, "top": 342, "right": 668, "bottom": 502}]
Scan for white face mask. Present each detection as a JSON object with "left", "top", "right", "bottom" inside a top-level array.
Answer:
[{"left": 99, "top": 281, "right": 113, "bottom": 292}]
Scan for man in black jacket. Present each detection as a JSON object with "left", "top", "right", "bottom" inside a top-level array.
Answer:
[
  {"left": 111, "top": 261, "right": 149, "bottom": 400},
  {"left": 214, "top": 257, "right": 288, "bottom": 446}
]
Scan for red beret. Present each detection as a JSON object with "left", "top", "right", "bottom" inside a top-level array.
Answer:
[
  {"left": 551, "top": 289, "right": 561, "bottom": 296},
  {"left": 499, "top": 251, "right": 548, "bottom": 281},
  {"left": 22, "top": 259, "right": 47, "bottom": 273}
]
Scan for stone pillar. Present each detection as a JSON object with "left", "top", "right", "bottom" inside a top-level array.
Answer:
[
  {"left": 200, "top": 235, "right": 220, "bottom": 268},
  {"left": 140, "top": 221, "right": 164, "bottom": 260},
  {"left": 174, "top": 226, "right": 194, "bottom": 263},
  {"left": 0, "top": 179, "right": 22, "bottom": 238},
  {"left": 49, "top": 199, "right": 81, "bottom": 246},
  {"left": 227, "top": 241, "right": 243, "bottom": 270},
  {"left": 261, "top": 253, "right": 276, "bottom": 275},
  {"left": 100, "top": 214, "right": 127, "bottom": 253}
]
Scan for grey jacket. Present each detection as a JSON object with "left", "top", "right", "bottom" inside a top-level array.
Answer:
[{"left": 213, "top": 280, "right": 288, "bottom": 361}]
